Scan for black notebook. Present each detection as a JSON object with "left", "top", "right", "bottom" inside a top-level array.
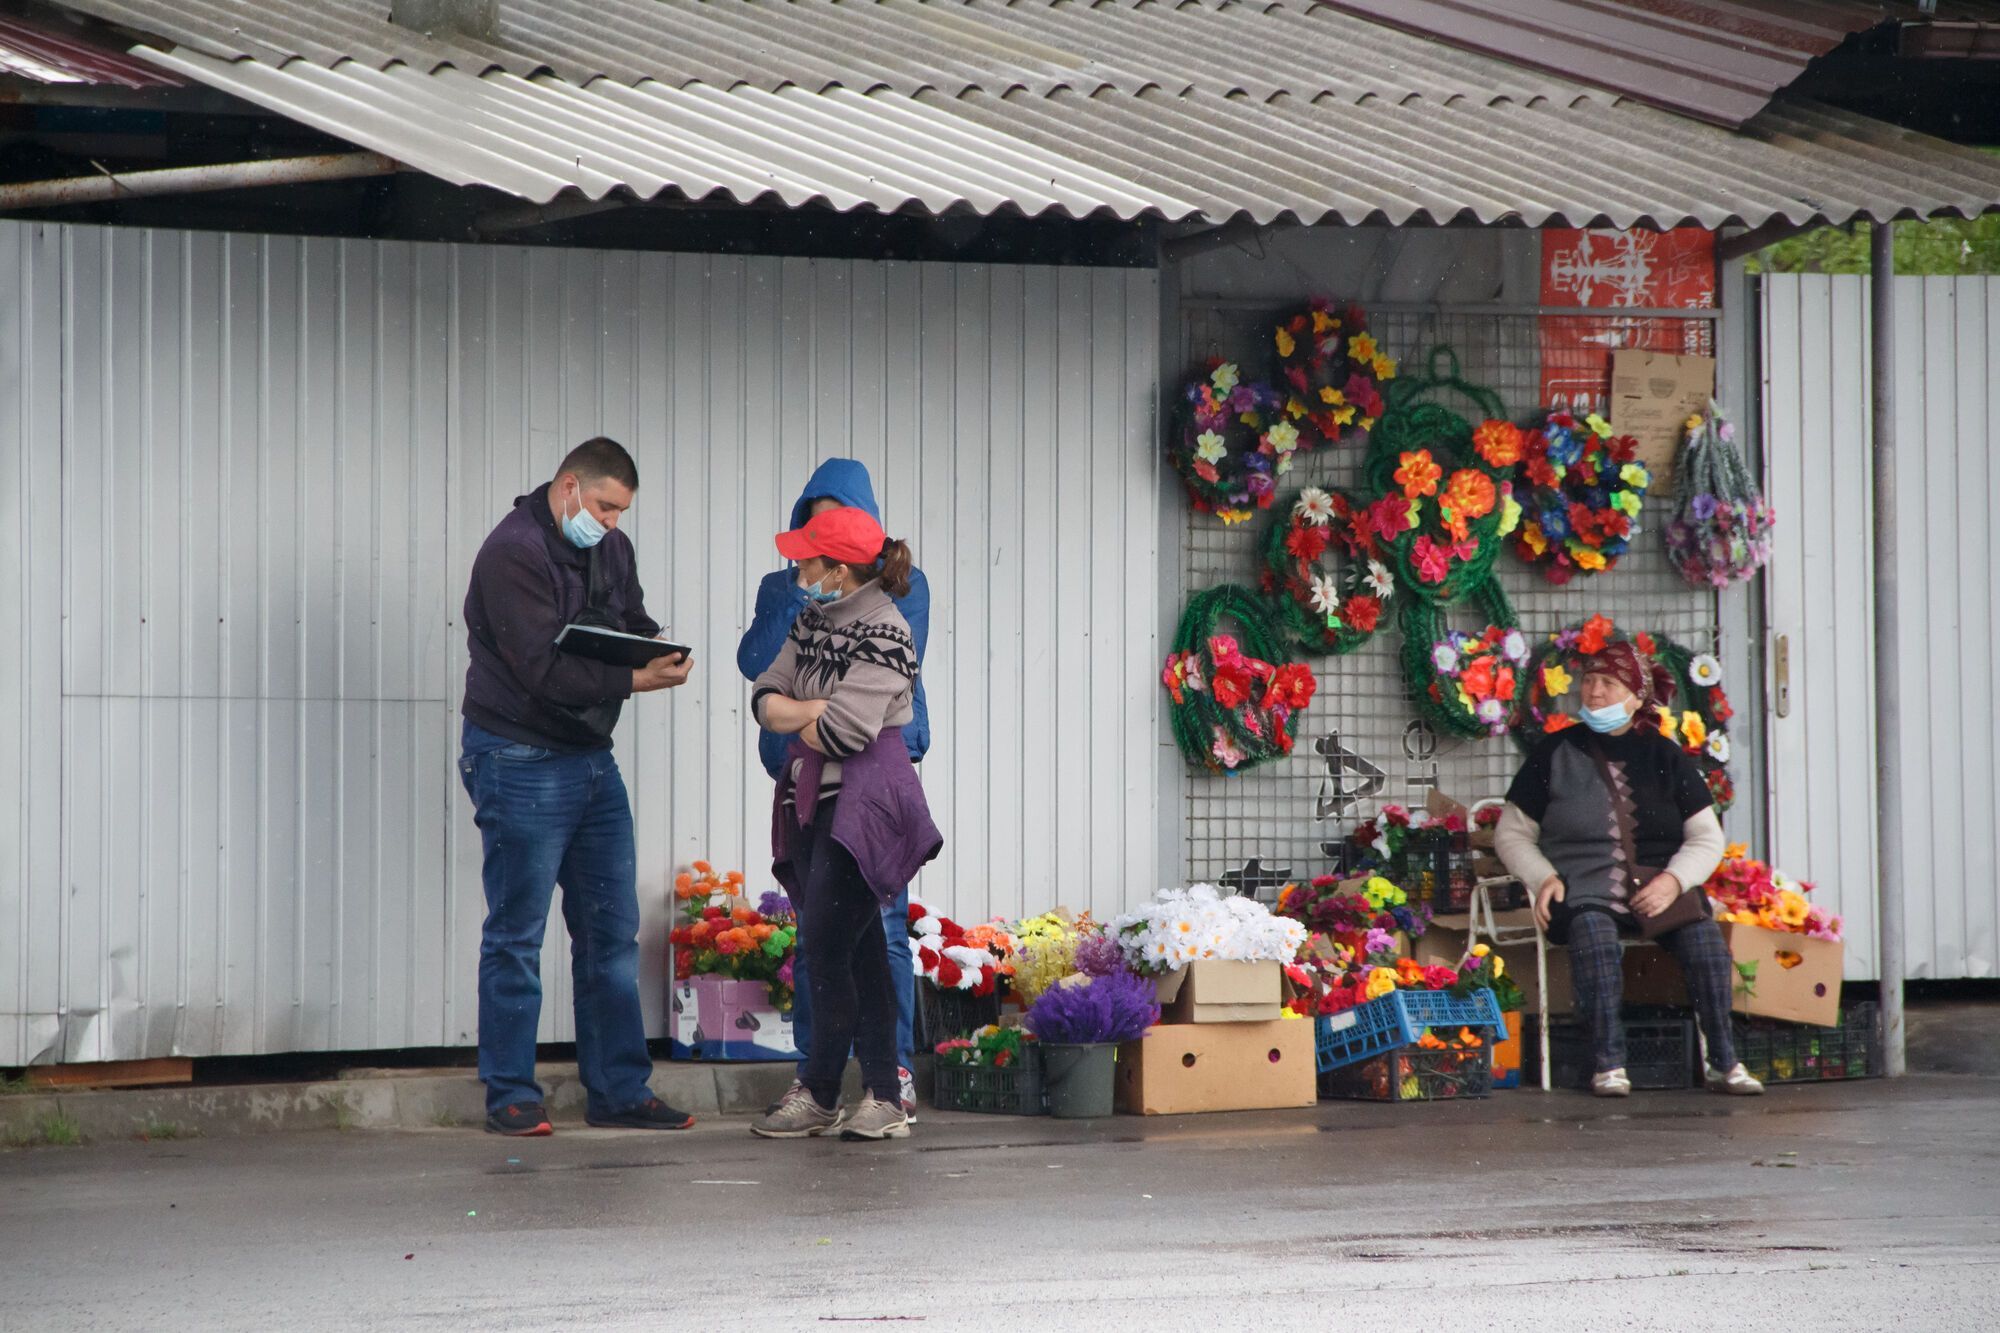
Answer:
[{"left": 554, "top": 624, "right": 691, "bottom": 670}]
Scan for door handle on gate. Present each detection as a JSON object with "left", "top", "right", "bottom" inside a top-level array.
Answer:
[{"left": 1773, "top": 633, "right": 1791, "bottom": 719}]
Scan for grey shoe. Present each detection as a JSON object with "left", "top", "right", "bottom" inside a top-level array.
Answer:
[
  {"left": 838, "top": 1095, "right": 912, "bottom": 1141},
  {"left": 1705, "top": 1062, "right": 1766, "bottom": 1096},
  {"left": 1591, "top": 1067, "right": 1633, "bottom": 1097},
  {"left": 749, "top": 1084, "right": 841, "bottom": 1139}
]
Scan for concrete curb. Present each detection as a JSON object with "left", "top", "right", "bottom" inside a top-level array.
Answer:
[{"left": 0, "top": 1059, "right": 861, "bottom": 1144}]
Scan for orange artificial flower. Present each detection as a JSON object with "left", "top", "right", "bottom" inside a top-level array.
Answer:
[
  {"left": 1395, "top": 450, "right": 1443, "bottom": 499},
  {"left": 1473, "top": 419, "right": 1525, "bottom": 468},
  {"left": 1444, "top": 469, "right": 1498, "bottom": 520},
  {"left": 1576, "top": 614, "right": 1616, "bottom": 657}
]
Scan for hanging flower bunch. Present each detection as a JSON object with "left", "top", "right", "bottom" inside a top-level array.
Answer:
[
  {"left": 1113, "top": 884, "right": 1309, "bottom": 976},
  {"left": 1261, "top": 486, "right": 1394, "bottom": 655},
  {"left": 1666, "top": 404, "right": 1775, "bottom": 588},
  {"left": 1511, "top": 618, "right": 1738, "bottom": 812},
  {"left": 1706, "top": 845, "right": 1840, "bottom": 941},
  {"left": 907, "top": 898, "right": 1009, "bottom": 995},
  {"left": 1424, "top": 625, "right": 1529, "bottom": 738},
  {"left": 1167, "top": 360, "right": 1289, "bottom": 523},
  {"left": 1271, "top": 298, "right": 1396, "bottom": 449},
  {"left": 670, "top": 861, "right": 799, "bottom": 1009},
  {"left": 1163, "top": 586, "right": 1315, "bottom": 774},
  {"left": 1511, "top": 411, "right": 1650, "bottom": 583}
]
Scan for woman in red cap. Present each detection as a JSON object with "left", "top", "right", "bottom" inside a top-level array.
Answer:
[
  {"left": 748, "top": 506, "right": 942, "bottom": 1141},
  {"left": 1494, "top": 640, "right": 1763, "bottom": 1098}
]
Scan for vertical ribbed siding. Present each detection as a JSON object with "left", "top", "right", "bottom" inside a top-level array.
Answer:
[
  {"left": 0, "top": 220, "right": 1161, "bottom": 1062},
  {"left": 1762, "top": 273, "right": 2000, "bottom": 981}
]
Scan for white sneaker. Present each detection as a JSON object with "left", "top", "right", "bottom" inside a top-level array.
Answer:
[
  {"left": 1705, "top": 1062, "right": 1766, "bottom": 1096},
  {"left": 1591, "top": 1067, "right": 1633, "bottom": 1097},
  {"left": 899, "top": 1066, "right": 919, "bottom": 1124}
]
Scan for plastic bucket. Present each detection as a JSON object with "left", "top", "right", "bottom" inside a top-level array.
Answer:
[{"left": 1042, "top": 1042, "right": 1117, "bottom": 1118}]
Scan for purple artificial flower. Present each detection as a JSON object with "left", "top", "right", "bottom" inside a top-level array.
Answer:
[
  {"left": 1364, "top": 927, "right": 1396, "bottom": 958},
  {"left": 758, "top": 891, "right": 792, "bottom": 919},
  {"left": 1025, "top": 967, "right": 1160, "bottom": 1045},
  {"left": 1690, "top": 493, "right": 1719, "bottom": 522},
  {"left": 777, "top": 955, "right": 795, "bottom": 988},
  {"left": 1073, "top": 932, "right": 1125, "bottom": 978}
]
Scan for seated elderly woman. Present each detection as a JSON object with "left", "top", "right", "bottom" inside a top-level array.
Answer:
[{"left": 1495, "top": 641, "right": 1764, "bottom": 1098}]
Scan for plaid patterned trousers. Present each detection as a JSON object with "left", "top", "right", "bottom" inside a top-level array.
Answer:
[{"left": 1569, "top": 910, "right": 1739, "bottom": 1075}]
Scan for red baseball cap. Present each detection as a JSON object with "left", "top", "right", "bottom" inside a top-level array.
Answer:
[{"left": 774, "top": 505, "right": 887, "bottom": 565}]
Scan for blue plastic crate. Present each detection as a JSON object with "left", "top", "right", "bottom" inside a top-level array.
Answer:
[{"left": 1314, "top": 989, "right": 1505, "bottom": 1073}]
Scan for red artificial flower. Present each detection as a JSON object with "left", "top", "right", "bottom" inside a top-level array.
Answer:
[
  {"left": 1545, "top": 559, "right": 1576, "bottom": 586},
  {"left": 1610, "top": 434, "right": 1640, "bottom": 463},
  {"left": 702, "top": 905, "right": 725, "bottom": 921},
  {"left": 1342, "top": 594, "right": 1382, "bottom": 633},
  {"left": 1212, "top": 668, "right": 1252, "bottom": 710},
  {"left": 935, "top": 957, "right": 964, "bottom": 989},
  {"left": 1285, "top": 522, "right": 1332, "bottom": 563},
  {"left": 1362, "top": 495, "right": 1413, "bottom": 542},
  {"left": 1194, "top": 460, "right": 1219, "bottom": 484},
  {"left": 1286, "top": 365, "right": 1309, "bottom": 393},
  {"left": 1268, "top": 663, "right": 1317, "bottom": 710},
  {"left": 1423, "top": 964, "right": 1460, "bottom": 991},
  {"left": 1527, "top": 456, "right": 1560, "bottom": 489},
  {"left": 1545, "top": 713, "right": 1578, "bottom": 734},
  {"left": 1462, "top": 655, "right": 1498, "bottom": 700},
  {"left": 971, "top": 966, "right": 996, "bottom": 997},
  {"left": 1551, "top": 412, "right": 1577, "bottom": 430},
  {"left": 1495, "top": 664, "right": 1517, "bottom": 702},
  {"left": 1412, "top": 535, "right": 1452, "bottom": 584},
  {"left": 1710, "top": 688, "right": 1734, "bottom": 722},
  {"left": 1634, "top": 631, "right": 1658, "bottom": 656},
  {"left": 1576, "top": 614, "right": 1616, "bottom": 656}
]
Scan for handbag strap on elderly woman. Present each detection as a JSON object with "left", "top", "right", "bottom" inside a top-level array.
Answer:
[{"left": 1580, "top": 738, "right": 1709, "bottom": 940}]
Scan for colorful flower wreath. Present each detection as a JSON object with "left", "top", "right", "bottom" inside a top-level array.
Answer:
[
  {"left": 1512, "top": 616, "right": 1737, "bottom": 811},
  {"left": 1261, "top": 486, "right": 1394, "bottom": 655},
  {"left": 1511, "top": 411, "right": 1650, "bottom": 584},
  {"left": 1272, "top": 299, "right": 1396, "bottom": 450},
  {"left": 1168, "top": 360, "right": 1289, "bottom": 524},
  {"left": 1424, "top": 624, "right": 1530, "bottom": 739},
  {"left": 1162, "top": 585, "right": 1315, "bottom": 774},
  {"left": 1666, "top": 403, "right": 1775, "bottom": 589}
]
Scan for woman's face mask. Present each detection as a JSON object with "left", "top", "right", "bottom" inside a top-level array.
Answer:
[
  {"left": 1578, "top": 672, "right": 1638, "bottom": 733},
  {"left": 797, "top": 558, "right": 845, "bottom": 604}
]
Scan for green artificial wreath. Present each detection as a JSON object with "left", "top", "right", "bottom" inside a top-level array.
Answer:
[
  {"left": 1161, "top": 585, "right": 1317, "bottom": 775},
  {"left": 1395, "top": 580, "right": 1521, "bottom": 741},
  {"left": 1260, "top": 486, "right": 1395, "bottom": 655}
]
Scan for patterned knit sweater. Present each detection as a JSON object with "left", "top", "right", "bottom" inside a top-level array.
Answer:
[{"left": 750, "top": 580, "right": 918, "bottom": 788}]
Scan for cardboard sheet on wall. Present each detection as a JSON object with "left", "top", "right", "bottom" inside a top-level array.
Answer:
[{"left": 1610, "top": 350, "right": 1714, "bottom": 494}]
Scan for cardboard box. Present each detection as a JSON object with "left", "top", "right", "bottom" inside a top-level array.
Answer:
[
  {"left": 1723, "top": 924, "right": 1843, "bottom": 1027},
  {"left": 1154, "top": 959, "right": 1284, "bottom": 1024},
  {"left": 1115, "top": 1018, "right": 1317, "bottom": 1115},
  {"left": 1617, "top": 928, "right": 1843, "bottom": 1028},
  {"left": 669, "top": 976, "right": 800, "bottom": 1061},
  {"left": 1413, "top": 926, "right": 1574, "bottom": 1016}
]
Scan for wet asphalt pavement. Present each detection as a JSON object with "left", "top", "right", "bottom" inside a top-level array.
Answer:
[{"left": 4, "top": 1075, "right": 1997, "bottom": 1331}]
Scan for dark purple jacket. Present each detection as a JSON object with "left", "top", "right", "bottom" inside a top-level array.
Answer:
[
  {"left": 774, "top": 731, "right": 942, "bottom": 907},
  {"left": 461, "top": 483, "right": 660, "bottom": 752}
]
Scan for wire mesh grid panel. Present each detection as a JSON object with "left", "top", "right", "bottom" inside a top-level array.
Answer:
[{"left": 1178, "top": 302, "right": 1720, "bottom": 885}]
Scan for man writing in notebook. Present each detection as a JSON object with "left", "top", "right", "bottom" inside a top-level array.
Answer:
[{"left": 459, "top": 436, "right": 694, "bottom": 1136}]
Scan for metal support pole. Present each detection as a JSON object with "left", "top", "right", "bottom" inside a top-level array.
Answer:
[
  {"left": 0, "top": 153, "right": 399, "bottom": 211},
  {"left": 1870, "top": 220, "right": 1907, "bottom": 1077}
]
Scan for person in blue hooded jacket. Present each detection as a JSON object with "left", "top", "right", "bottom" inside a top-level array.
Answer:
[{"left": 738, "top": 458, "right": 928, "bottom": 1116}]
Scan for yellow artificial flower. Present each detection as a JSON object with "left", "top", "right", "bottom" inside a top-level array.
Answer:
[
  {"left": 1543, "top": 663, "right": 1573, "bottom": 697},
  {"left": 1778, "top": 889, "right": 1810, "bottom": 928},
  {"left": 1334, "top": 404, "right": 1357, "bottom": 426},
  {"left": 1312, "top": 308, "right": 1336, "bottom": 335},
  {"left": 1491, "top": 955, "right": 1505, "bottom": 978},
  {"left": 1320, "top": 386, "right": 1346, "bottom": 406},
  {"left": 1364, "top": 967, "right": 1399, "bottom": 999},
  {"left": 1685, "top": 414, "right": 1705, "bottom": 432},
  {"left": 1521, "top": 521, "right": 1548, "bottom": 557},
  {"left": 1613, "top": 490, "right": 1643, "bottom": 517},
  {"left": 1275, "top": 326, "right": 1296, "bottom": 359},
  {"left": 1238, "top": 411, "right": 1260, "bottom": 426},
  {"left": 1373, "top": 355, "right": 1397, "bottom": 380},
  {"left": 1348, "top": 331, "right": 1380, "bottom": 364},
  {"left": 1725, "top": 842, "right": 1750, "bottom": 860},
  {"left": 1499, "top": 492, "right": 1522, "bottom": 537},
  {"left": 1359, "top": 415, "right": 1376, "bottom": 432},
  {"left": 1585, "top": 412, "right": 1614, "bottom": 437},
  {"left": 1571, "top": 546, "right": 1608, "bottom": 571},
  {"left": 1620, "top": 463, "right": 1651, "bottom": 488},
  {"left": 1218, "top": 508, "right": 1255, "bottom": 526},
  {"left": 1658, "top": 710, "right": 1680, "bottom": 742},
  {"left": 1681, "top": 711, "right": 1708, "bottom": 750},
  {"left": 1471, "top": 943, "right": 1491, "bottom": 958},
  {"left": 1287, "top": 396, "right": 1306, "bottom": 419}
]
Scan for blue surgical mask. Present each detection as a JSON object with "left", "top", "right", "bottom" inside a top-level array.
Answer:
[
  {"left": 798, "top": 576, "right": 843, "bottom": 605},
  {"left": 1580, "top": 701, "right": 1633, "bottom": 734},
  {"left": 560, "top": 486, "right": 607, "bottom": 549}
]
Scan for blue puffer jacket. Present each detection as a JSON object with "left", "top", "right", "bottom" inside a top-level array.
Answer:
[{"left": 736, "top": 458, "right": 931, "bottom": 778}]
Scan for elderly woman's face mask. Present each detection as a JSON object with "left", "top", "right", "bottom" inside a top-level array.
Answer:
[{"left": 1579, "top": 672, "right": 1639, "bottom": 733}]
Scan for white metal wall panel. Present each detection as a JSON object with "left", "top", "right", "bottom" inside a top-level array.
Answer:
[
  {"left": 0, "top": 219, "right": 1161, "bottom": 1062},
  {"left": 1762, "top": 274, "right": 2000, "bottom": 981}
]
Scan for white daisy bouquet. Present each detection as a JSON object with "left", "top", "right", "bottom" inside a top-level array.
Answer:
[{"left": 1113, "top": 884, "right": 1308, "bottom": 976}]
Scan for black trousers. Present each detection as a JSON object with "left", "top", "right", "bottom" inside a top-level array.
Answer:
[{"left": 796, "top": 797, "right": 900, "bottom": 1108}]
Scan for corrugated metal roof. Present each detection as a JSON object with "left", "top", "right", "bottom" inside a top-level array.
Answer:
[
  {"left": 0, "top": 11, "right": 180, "bottom": 86},
  {"left": 133, "top": 40, "right": 2000, "bottom": 229},
  {"left": 1319, "top": 0, "right": 2000, "bottom": 128}
]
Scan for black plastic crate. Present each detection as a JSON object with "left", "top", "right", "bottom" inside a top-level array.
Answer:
[
  {"left": 1530, "top": 1014, "right": 1696, "bottom": 1090},
  {"left": 933, "top": 1046, "right": 1048, "bottom": 1115},
  {"left": 1734, "top": 1002, "right": 1882, "bottom": 1084},
  {"left": 1319, "top": 1043, "right": 1493, "bottom": 1102},
  {"left": 914, "top": 980, "right": 1002, "bottom": 1050}
]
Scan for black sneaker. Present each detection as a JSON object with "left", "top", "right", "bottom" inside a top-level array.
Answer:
[
  {"left": 585, "top": 1096, "right": 696, "bottom": 1130},
  {"left": 485, "top": 1101, "right": 554, "bottom": 1136}
]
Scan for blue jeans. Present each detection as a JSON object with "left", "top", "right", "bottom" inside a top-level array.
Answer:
[
  {"left": 460, "top": 722, "right": 653, "bottom": 1116},
  {"left": 792, "top": 887, "right": 915, "bottom": 1078}
]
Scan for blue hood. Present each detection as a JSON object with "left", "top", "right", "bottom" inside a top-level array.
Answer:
[{"left": 789, "top": 458, "right": 881, "bottom": 530}]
